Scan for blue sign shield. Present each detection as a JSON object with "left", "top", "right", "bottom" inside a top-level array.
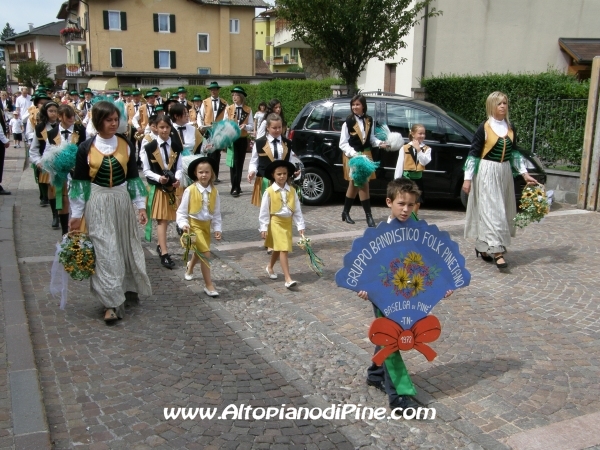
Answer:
[{"left": 335, "top": 219, "right": 470, "bottom": 328}]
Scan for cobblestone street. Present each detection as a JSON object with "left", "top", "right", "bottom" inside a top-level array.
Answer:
[{"left": 2, "top": 147, "right": 600, "bottom": 449}]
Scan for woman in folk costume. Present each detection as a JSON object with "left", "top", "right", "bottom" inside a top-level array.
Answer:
[
  {"left": 227, "top": 86, "right": 253, "bottom": 197},
  {"left": 339, "top": 94, "right": 388, "bottom": 228},
  {"left": 462, "top": 91, "right": 538, "bottom": 269},
  {"left": 44, "top": 104, "right": 87, "bottom": 234},
  {"left": 30, "top": 101, "right": 61, "bottom": 228},
  {"left": 247, "top": 113, "right": 291, "bottom": 207},
  {"left": 176, "top": 157, "right": 222, "bottom": 297},
  {"left": 393, "top": 123, "right": 432, "bottom": 217},
  {"left": 140, "top": 115, "right": 183, "bottom": 269},
  {"left": 68, "top": 101, "right": 151, "bottom": 323}
]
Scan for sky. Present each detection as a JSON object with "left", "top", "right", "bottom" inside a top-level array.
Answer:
[{"left": 2, "top": 0, "right": 69, "bottom": 35}]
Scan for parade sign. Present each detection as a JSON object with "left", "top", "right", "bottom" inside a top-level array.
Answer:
[{"left": 335, "top": 219, "right": 470, "bottom": 328}]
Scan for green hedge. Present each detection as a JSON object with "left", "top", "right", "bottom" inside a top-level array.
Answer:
[
  {"left": 421, "top": 71, "right": 589, "bottom": 168},
  {"left": 171, "top": 78, "right": 340, "bottom": 123}
]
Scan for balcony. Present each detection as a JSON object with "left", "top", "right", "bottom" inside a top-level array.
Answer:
[
  {"left": 56, "top": 63, "right": 92, "bottom": 78},
  {"left": 8, "top": 51, "right": 36, "bottom": 63},
  {"left": 59, "top": 29, "right": 86, "bottom": 46},
  {"left": 273, "top": 56, "right": 298, "bottom": 66}
]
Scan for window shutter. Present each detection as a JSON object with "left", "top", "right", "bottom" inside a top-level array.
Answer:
[
  {"left": 116, "top": 49, "right": 123, "bottom": 68},
  {"left": 170, "top": 51, "right": 176, "bottom": 69},
  {"left": 110, "top": 49, "right": 116, "bottom": 66},
  {"left": 103, "top": 11, "right": 109, "bottom": 30},
  {"left": 153, "top": 14, "right": 159, "bottom": 32},
  {"left": 120, "top": 12, "right": 127, "bottom": 30},
  {"left": 169, "top": 15, "right": 176, "bottom": 33},
  {"left": 154, "top": 51, "right": 160, "bottom": 69}
]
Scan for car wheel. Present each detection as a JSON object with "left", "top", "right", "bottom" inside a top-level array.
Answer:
[
  {"left": 301, "top": 167, "right": 332, "bottom": 205},
  {"left": 460, "top": 189, "right": 468, "bottom": 209}
]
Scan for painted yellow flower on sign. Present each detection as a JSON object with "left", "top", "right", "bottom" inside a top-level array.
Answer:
[
  {"left": 411, "top": 274, "right": 425, "bottom": 297},
  {"left": 404, "top": 251, "right": 424, "bottom": 267},
  {"left": 392, "top": 268, "right": 410, "bottom": 290}
]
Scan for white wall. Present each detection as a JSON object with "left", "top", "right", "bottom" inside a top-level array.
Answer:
[
  {"left": 35, "top": 36, "right": 67, "bottom": 78},
  {"left": 411, "top": 0, "right": 600, "bottom": 90}
]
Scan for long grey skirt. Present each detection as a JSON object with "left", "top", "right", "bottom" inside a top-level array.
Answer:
[
  {"left": 86, "top": 184, "right": 152, "bottom": 308},
  {"left": 464, "top": 159, "right": 516, "bottom": 254}
]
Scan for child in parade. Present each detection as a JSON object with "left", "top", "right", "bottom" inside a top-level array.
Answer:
[
  {"left": 140, "top": 115, "right": 183, "bottom": 269},
  {"left": 357, "top": 178, "right": 452, "bottom": 410},
  {"left": 68, "top": 101, "right": 151, "bottom": 323},
  {"left": 176, "top": 157, "right": 222, "bottom": 297},
  {"left": 200, "top": 82, "right": 228, "bottom": 182},
  {"left": 170, "top": 103, "right": 203, "bottom": 154},
  {"left": 394, "top": 124, "right": 432, "bottom": 216},
  {"left": 253, "top": 101, "right": 267, "bottom": 134},
  {"left": 256, "top": 98, "right": 287, "bottom": 139},
  {"left": 45, "top": 104, "right": 87, "bottom": 234},
  {"left": 259, "top": 160, "right": 305, "bottom": 289},
  {"left": 226, "top": 86, "right": 253, "bottom": 197},
  {"left": 9, "top": 110, "right": 23, "bottom": 148},
  {"left": 30, "top": 101, "right": 60, "bottom": 228}
]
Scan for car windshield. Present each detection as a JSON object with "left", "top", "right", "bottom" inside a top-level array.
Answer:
[{"left": 446, "top": 111, "right": 478, "bottom": 134}]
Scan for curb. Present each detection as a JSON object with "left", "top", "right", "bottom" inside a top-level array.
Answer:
[{"left": 0, "top": 154, "right": 52, "bottom": 449}]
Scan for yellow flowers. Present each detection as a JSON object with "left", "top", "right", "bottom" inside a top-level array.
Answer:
[
  {"left": 410, "top": 274, "right": 425, "bottom": 297},
  {"left": 58, "top": 232, "right": 96, "bottom": 281},
  {"left": 393, "top": 268, "right": 410, "bottom": 290},
  {"left": 404, "top": 251, "right": 424, "bottom": 267},
  {"left": 514, "top": 185, "right": 550, "bottom": 229}
]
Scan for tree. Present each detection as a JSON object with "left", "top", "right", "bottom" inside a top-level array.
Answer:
[
  {"left": 0, "top": 66, "right": 6, "bottom": 90},
  {"left": 13, "top": 59, "right": 52, "bottom": 89},
  {"left": 275, "top": 0, "right": 440, "bottom": 92},
  {"left": 1, "top": 23, "right": 16, "bottom": 41}
]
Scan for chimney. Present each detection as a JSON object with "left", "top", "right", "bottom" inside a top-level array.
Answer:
[{"left": 28, "top": 23, "right": 34, "bottom": 31}]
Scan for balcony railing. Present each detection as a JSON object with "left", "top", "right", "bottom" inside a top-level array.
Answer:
[
  {"left": 272, "top": 56, "right": 297, "bottom": 65},
  {"left": 8, "top": 51, "right": 36, "bottom": 63},
  {"left": 56, "top": 63, "right": 92, "bottom": 78},
  {"left": 59, "top": 30, "right": 86, "bottom": 45}
]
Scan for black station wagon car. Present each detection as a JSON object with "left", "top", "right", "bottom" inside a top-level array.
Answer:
[{"left": 289, "top": 93, "right": 546, "bottom": 206}]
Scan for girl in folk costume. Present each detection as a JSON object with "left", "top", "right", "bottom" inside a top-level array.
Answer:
[
  {"left": 176, "top": 157, "right": 222, "bottom": 297},
  {"left": 140, "top": 116, "right": 183, "bottom": 269},
  {"left": 253, "top": 101, "right": 267, "bottom": 135},
  {"left": 393, "top": 123, "right": 432, "bottom": 216},
  {"left": 227, "top": 86, "right": 254, "bottom": 197},
  {"left": 340, "top": 94, "right": 388, "bottom": 228},
  {"left": 30, "top": 101, "right": 60, "bottom": 228},
  {"left": 189, "top": 95, "right": 203, "bottom": 127},
  {"left": 170, "top": 103, "right": 203, "bottom": 155},
  {"left": 68, "top": 101, "right": 151, "bottom": 323},
  {"left": 200, "top": 82, "right": 228, "bottom": 182},
  {"left": 140, "top": 114, "right": 160, "bottom": 156},
  {"left": 256, "top": 98, "right": 287, "bottom": 139},
  {"left": 44, "top": 104, "right": 87, "bottom": 234},
  {"left": 248, "top": 113, "right": 292, "bottom": 207},
  {"left": 259, "top": 160, "right": 305, "bottom": 289}
]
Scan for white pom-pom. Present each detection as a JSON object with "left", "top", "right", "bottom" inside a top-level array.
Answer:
[{"left": 386, "top": 132, "right": 405, "bottom": 151}]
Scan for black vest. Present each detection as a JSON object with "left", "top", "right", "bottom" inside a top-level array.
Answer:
[
  {"left": 46, "top": 123, "right": 87, "bottom": 147},
  {"left": 35, "top": 122, "right": 56, "bottom": 156},
  {"left": 144, "top": 139, "right": 183, "bottom": 186},
  {"left": 345, "top": 115, "right": 373, "bottom": 153},
  {"left": 255, "top": 136, "right": 291, "bottom": 177}
]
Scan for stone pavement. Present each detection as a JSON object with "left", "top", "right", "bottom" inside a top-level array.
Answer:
[{"left": 2, "top": 146, "right": 600, "bottom": 449}]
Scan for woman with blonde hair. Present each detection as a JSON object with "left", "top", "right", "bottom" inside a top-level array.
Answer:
[{"left": 462, "top": 91, "right": 538, "bottom": 269}]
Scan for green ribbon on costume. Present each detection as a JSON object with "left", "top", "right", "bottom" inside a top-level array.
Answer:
[
  {"left": 55, "top": 184, "right": 64, "bottom": 210},
  {"left": 225, "top": 145, "right": 234, "bottom": 168},
  {"left": 32, "top": 164, "right": 39, "bottom": 183},
  {"left": 260, "top": 176, "right": 270, "bottom": 196},
  {"left": 403, "top": 170, "right": 423, "bottom": 180},
  {"left": 376, "top": 308, "right": 417, "bottom": 396},
  {"left": 145, "top": 184, "right": 156, "bottom": 242}
]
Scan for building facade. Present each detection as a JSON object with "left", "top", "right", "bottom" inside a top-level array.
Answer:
[{"left": 255, "top": 10, "right": 303, "bottom": 74}]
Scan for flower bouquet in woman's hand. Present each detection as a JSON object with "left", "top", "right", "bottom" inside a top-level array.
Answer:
[
  {"left": 59, "top": 232, "right": 96, "bottom": 281},
  {"left": 514, "top": 185, "right": 550, "bottom": 228}
]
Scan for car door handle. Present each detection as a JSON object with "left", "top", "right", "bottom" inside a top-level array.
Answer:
[
  {"left": 455, "top": 156, "right": 463, "bottom": 160},
  {"left": 322, "top": 139, "right": 334, "bottom": 147}
]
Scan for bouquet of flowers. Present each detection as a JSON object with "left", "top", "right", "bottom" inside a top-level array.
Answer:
[
  {"left": 58, "top": 232, "right": 96, "bottom": 281},
  {"left": 180, "top": 232, "right": 210, "bottom": 267},
  {"left": 297, "top": 236, "right": 324, "bottom": 276},
  {"left": 514, "top": 185, "right": 550, "bottom": 229}
]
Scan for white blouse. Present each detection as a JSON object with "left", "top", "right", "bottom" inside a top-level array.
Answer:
[
  {"left": 258, "top": 183, "right": 305, "bottom": 232},
  {"left": 176, "top": 184, "right": 222, "bottom": 232}
]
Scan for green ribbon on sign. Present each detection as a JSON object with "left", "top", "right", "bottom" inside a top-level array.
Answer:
[
  {"left": 376, "top": 308, "right": 417, "bottom": 396},
  {"left": 145, "top": 184, "right": 156, "bottom": 242}
]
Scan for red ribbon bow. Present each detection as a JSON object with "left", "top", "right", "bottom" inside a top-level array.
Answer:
[{"left": 369, "top": 315, "right": 441, "bottom": 365}]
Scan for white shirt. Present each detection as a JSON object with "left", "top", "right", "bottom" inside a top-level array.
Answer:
[
  {"left": 132, "top": 104, "right": 156, "bottom": 129},
  {"left": 199, "top": 97, "right": 229, "bottom": 127},
  {"left": 140, "top": 137, "right": 183, "bottom": 183},
  {"left": 258, "top": 183, "right": 305, "bottom": 232},
  {"left": 70, "top": 135, "right": 147, "bottom": 218},
  {"left": 394, "top": 141, "right": 432, "bottom": 179},
  {"left": 172, "top": 123, "right": 199, "bottom": 152},
  {"left": 232, "top": 103, "right": 254, "bottom": 133},
  {"left": 15, "top": 95, "right": 31, "bottom": 117},
  {"left": 249, "top": 134, "right": 284, "bottom": 174},
  {"left": 339, "top": 115, "right": 382, "bottom": 157},
  {"left": 140, "top": 132, "right": 157, "bottom": 154},
  {"left": 29, "top": 123, "right": 57, "bottom": 165},
  {"left": 56, "top": 124, "right": 75, "bottom": 145},
  {"left": 9, "top": 118, "right": 23, "bottom": 134},
  {"left": 176, "top": 183, "right": 222, "bottom": 232}
]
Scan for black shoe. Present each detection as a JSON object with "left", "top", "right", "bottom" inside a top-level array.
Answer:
[
  {"left": 366, "top": 214, "right": 376, "bottom": 228},
  {"left": 40, "top": 199, "right": 49, "bottom": 207},
  {"left": 214, "top": 178, "right": 221, "bottom": 184},
  {"left": 52, "top": 214, "right": 60, "bottom": 229},
  {"left": 160, "top": 253, "right": 176, "bottom": 269},
  {"left": 341, "top": 211, "right": 355, "bottom": 224},
  {"left": 494, "top": 254, "right": 508, "bottom": 269},
  {"left": 366, "top": 379, "right": 386, "bottom": 394},
  {"left": 390, "top": 396, "right": 420, "bottom": 410},
  {"left": 231, "top": 190, "right": 240, "bottom": 197},
  {"left": 156, "top": 245, "right": 161, "bottom": 256},
  {"left": 475, "top": 249, "right": 494, "bottom": 262},
  {"left": 124, "top": 291, "right": 139, "bottom": 306},
  {"left": 0, "top": 185, "right": 11, "bottom": 195}
]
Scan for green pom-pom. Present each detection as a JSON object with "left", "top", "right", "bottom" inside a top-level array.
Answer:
[{"left": 348, "top": 154, "right": 379, "bottom": 187}]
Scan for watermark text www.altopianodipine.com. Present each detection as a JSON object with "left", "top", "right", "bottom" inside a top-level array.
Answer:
[{"left": 164, "top": 403, "right": 436, "bottom": 421}]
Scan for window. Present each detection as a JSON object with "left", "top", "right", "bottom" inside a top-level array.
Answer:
[
  {"left": 255, "top": 49, "right": 263, "bottom": 60},
  {"left": 332, "top": 102, "right": 376, "bottom": 131},
  {"left": 274, "top": 47, "right": 281, "bottom": 57},
  {"left": 189, "top": 78, "right": 207, "bottom": 85},
  {"left": 305, "top": 105, "right": 332, "bottom": 131},
  {"left": 197, "top": 68, "right": 210, "bottom": 75},
  {"left": 385, "top": 104, "right": 438, "bottom": 139},
  {"left": 110, "top": 48, "right": 123, "bottom": 68},
  {"left": 140, "top": 77, "right": 159, "bottom": 86},
  {"left": 229, "top": 19, "right": 239, "bottom": 34},
  {"left": 290, "top": 47, "right": 298, "bottom": 57},
  {"left": 440, "top": 120, "right": 470, "bottom": 144},
  {"left": 103, "top": 10, "right": 127, "bottom": 30},
  {"left": 153, "top": 14, "right": 176, "bottom": 33},
  {"left": 154, "top": 50, "right": 176, "bottom": 69},
  {"left": 198, "top": 34, "right": 209, "bottom": 52}
]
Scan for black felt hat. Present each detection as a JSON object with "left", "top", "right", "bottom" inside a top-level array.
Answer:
[
  {"left": 187, "top": 156, "right": 218, "bottom": 181},
  {"left": 264, "top": 159, "right": 296, "bottom": 182}
]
